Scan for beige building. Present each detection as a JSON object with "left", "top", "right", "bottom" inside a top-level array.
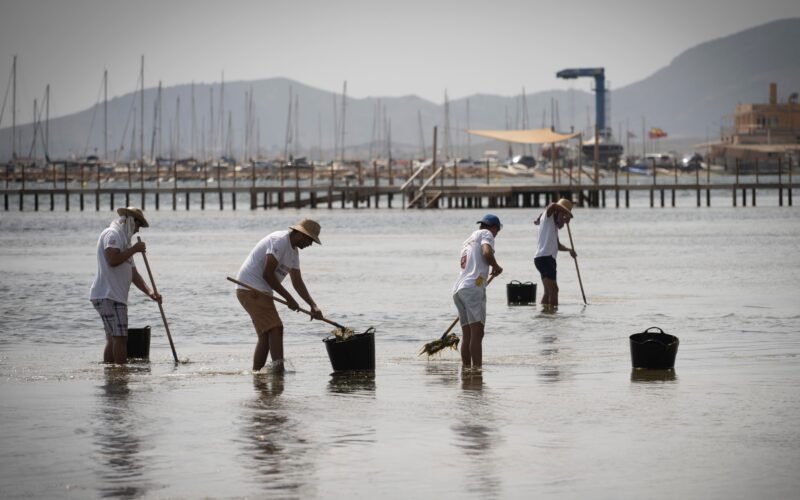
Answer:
[{"left": 711, "top": 83, "right": 800, "bottom": 171}]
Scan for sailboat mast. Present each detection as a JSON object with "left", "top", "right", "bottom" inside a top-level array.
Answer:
[
  {"left": 45, "top": 84, "right": 50, "bottom": 158},
  {"left": 157, "top": 81, "right": 162, "bottom": 159},
  {"left": 140, "top": 55, "right": 144, "bottom": 167},
  {"left": 191, "top": 82, "right": 196, "bottom": 159},
  {"left": 417, "top": 110, "right": 425, "bottom": 159},
  {"left": 175, "top": 96, "right": 181, "bottom": 159},
  {"left": 284, "top": 86, "right": 292, "bottom": 161},
  {"left": 219, "top": 72, "right": 225, "bottom": 157},
  {"left": 294, "top": 93, "right": 299, "bottom": 159},
  {"left": 209, "top": 87, "right": 214, "bottom": 160},
  {"left": 332, "top": 94, "right": 338, "bottom": 161},
  {"left": 12, "top": 55, "right": 16, "bottom": 159},
  {"left": 103, "top": 70, "right": 107, "bottom": 160},
  {"left": 340, "top": 81, "right": 346, "bottom": 162},
  {"left": 466, "top": 98, "right": 471, "bottom": 159}
]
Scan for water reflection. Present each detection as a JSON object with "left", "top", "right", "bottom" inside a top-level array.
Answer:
[
  {"left": 451, "top": 368, "right": 502, "bottom": 498},
  {"left": 630, "top": 369, "right": 678, "bottom": 383},
  {"left": 239, "top": 373, "right": 311, "bottom": 497},
  {"left": 327, "top": 371, "right": 376, "bottom": 395},
  {"left": 93, "top": 365, "right": 149, "bottom": 498},
  {"left": 424, "top": 362, "right": 461, "bottom": 388},
  {"left": 537, "top": 334, "right": 561, "bottom": 383}
]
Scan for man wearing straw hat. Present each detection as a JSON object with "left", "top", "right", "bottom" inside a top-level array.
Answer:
[
  {"left": 235, "top": 218, "right": 324, "bottom": 371},
  {"left": 90, "top": 207, "right": 161, "bottom": 364},
  {"left": 533, "top": 198, "right": 576, "bottom": 312},
  {"left": 452, "top": 214, "right": 504, "bottom": 368}
]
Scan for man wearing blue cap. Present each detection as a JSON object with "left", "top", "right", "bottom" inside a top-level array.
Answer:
[{"left": 452, "top": 214, "right": 504, "bottom": 368}]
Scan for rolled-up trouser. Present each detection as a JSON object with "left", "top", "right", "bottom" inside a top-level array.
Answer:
[{"left": 237, "top": 289, "right": 282, "bottom": 335}]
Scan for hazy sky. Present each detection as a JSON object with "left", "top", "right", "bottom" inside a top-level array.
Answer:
[{"left": 1, "top": 0, "right": 799, "bottom": 121}]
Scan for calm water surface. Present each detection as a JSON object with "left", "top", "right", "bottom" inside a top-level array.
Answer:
[{"left": 1, "top": 198, "right": 799, "bottom": 499}]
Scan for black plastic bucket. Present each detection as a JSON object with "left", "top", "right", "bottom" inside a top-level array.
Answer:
[
  {"left": 127, "top": 326, "right": 151, "bottom": 359},
  {"left": 629, "top": 327, "right": 679, "bottom": 369},
  {"left": 507, "top": 280, "right": 536, "bottom": 306},
  {"left": 323, "top": 328, "right": 375, "bottom": 371}
]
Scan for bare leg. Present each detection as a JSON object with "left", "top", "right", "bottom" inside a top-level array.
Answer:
[
  {"left": 542, "top": 278, "right": 558, "bottom": 310},
  {"left": 460, "top": 325, "right": 471, "bottom": 367},
  {"left": 269, "top": 326, "right": 284, "bottom": 371},
  {"left": 111, "top": 336, "right": 128, "bottom": 364},
  {"left": 104, "top": 335, "right": 113, "bottom": 363},
  {"left": 468, "top": 322, "right": 485, "bottom": 367},
  {"left": 552, "top": 280, "right": 560, "bottom": 308},
  {"left": 253, "top": 330, "right": 271, "bottom": 371}
]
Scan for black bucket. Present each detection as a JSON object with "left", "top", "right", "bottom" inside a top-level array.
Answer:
[
  {"left": 507, "top": 280, "right": 536, "bottom": 306},
  {"left": 127, "top": 326, "right": 151, "bottom": 359},
  {"left": 323, "top": 327, "right": 375, "bottom": 371},
  {"left": 629, "top": 327, "right": 679, "bottom": 369}
]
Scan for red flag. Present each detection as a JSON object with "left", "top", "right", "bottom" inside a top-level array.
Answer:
[{"left": 648, "top": 127, "right": 667, "bottom": 139}]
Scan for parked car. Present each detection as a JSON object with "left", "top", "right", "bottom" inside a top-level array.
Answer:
[
  {"left": 644, "top": 153, "right": 676, "bottom": 168},
  {"left": 508, "top": 155, "right": 536, "bottom": 168},
  {"left": 681, "top": 153, "right": 703, "bottom": 170},
  {"left": 453, "top": 158, "right": 477, "bottom": 168}
]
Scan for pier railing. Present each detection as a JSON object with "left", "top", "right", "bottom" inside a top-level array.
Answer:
[{"left": 2, "top": 157, "right": 796, "bottom": 212}]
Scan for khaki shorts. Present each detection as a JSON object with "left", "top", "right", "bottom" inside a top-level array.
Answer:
[{"left": 237, "top": 289, "right": 282, "bottom": 335}]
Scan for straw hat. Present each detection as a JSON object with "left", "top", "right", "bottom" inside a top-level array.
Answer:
[
  {"left": 289, "top": 218, "right": 322, "bottom": 244},
  {"left": 555, "top": 198, "right": 574, "bottom": 217},
  {"left": 116, "top": 206, "right": 149, "bottom": 227}
]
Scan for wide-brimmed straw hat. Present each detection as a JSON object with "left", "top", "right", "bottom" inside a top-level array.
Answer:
[
  {"left": 289, "top": 218, "right": 322, "bottom": 244},
  {"left": 555, "top": 198, "right": 574, "bottom": 217},
  {"left": 116, "top": 206, "right": 149, "bottom": 227}
]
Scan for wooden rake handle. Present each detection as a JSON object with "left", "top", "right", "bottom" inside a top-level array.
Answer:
[
  {"left": 565, "top": 223, "right": 588, "bottom": 305},
  {"left": 136, "top": 237, "right": 179, "bottom": 362},
  {"left": 226, "top": 276, "right": 345, "bottom": 330}
]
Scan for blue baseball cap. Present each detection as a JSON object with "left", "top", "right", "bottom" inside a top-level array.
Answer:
[{"left": 477, "top": 213, "right": 502, "bottom": 229}]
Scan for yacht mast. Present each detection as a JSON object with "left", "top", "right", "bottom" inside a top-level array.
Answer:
[
  {"left": 12, "top": 55, "right": 16, "bottom": 158},
  {"left": 103, "top": 70, "right": 107, "bottom": 160},
  {"left": 139, "top": 55, "right": 144, "bottom": 166},
  {"left": 340, "top": 81, "right": 347, "bottom": 161}
]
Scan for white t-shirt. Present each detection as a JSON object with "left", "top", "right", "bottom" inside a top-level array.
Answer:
[
  {"left": 535, "top": 210, "right": 560, "bottom": 259},
  {"left": 452, "top": 229, "right": 495, "bottom": 294},
  {"left": 236, "top": 230, "right": 300, "bottom": 293},
  {"left": 89, "top": 226, "right": 135, "bottom": 304}
]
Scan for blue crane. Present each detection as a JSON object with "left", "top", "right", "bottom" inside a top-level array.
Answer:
[{"left": 556, "top": 67, "right": 607, "bottom": 138}]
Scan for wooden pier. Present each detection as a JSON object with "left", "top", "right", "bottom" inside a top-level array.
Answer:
[
  {"left": 2, "top": 159, "right": 796, "bottom": 212},
  {"left": 2, "top": 180, "right": 796, "bottom": 213}
]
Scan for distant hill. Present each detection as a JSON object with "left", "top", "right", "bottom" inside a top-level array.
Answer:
[
  {"left": 1, "top": 18, "right": 798, "bottom": 161},
  {"left": 613, "top": 17, "right": 800, "bottom": 139}
]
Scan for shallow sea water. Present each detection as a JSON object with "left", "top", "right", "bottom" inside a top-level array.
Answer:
[{"left": 1, "top": 193, "right": 800, "bottom": 499}]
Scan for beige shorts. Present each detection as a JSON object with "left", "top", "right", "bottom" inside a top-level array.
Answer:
[{"left": 237, "top": 289, "right": 282, "bottom": 335}]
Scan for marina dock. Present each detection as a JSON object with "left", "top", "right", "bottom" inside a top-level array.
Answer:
[{"left": 2, "top": 160, "right": 796, "bottom": 212}]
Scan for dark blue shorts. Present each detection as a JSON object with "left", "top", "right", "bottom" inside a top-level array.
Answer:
[{"left": 534, "top": 256, "right": 557, "bottom": 281}]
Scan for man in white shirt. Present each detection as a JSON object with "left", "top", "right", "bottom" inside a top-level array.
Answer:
[
  {"left": 236, "top": 219, "right": 324, "bottom": 371},
  {"left": 452, "top": 214, "right": 503, "bottom": 368},
  {"left": 533, "top": 198, "right": 576, "bottom": 312},
  {"left": 90, "top": 207, "right": 161, "bottom": 364}
]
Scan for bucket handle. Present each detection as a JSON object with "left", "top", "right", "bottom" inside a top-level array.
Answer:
[
  {"left": 641, "top": 326, "right": 666, "bottom": 334},
  {"left": 362, "top": 326, "right": 376, "bottom": 335},
  {"left": 508, "top": 280, "right": 522, "bottom": 285}
]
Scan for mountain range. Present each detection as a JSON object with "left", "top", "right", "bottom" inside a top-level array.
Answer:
[{"left": 1, "top": 18, "right": 798, "bottom": 162}]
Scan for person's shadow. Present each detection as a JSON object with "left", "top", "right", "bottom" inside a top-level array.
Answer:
[
  {"left": 238, "top": 372, "right": 314, "bottom": 496},
  {"left": 451, "top": 368, "right": 502, "bottom": 496},
  {"left": 93, "top": 366, "right": 148, "bottom": 498}
]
